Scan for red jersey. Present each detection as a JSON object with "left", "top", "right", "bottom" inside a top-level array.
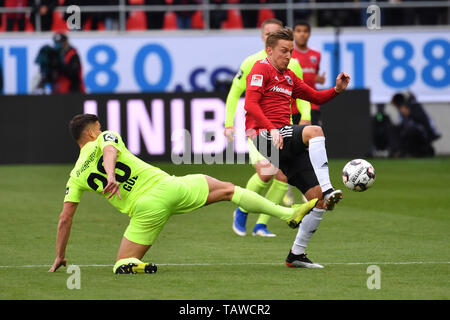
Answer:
[
  {"left": 292, "top": 47, "right": 321, "bottom": 110},
  {"left": 244, "top": 58, "right": 338, "bottom": 138}
]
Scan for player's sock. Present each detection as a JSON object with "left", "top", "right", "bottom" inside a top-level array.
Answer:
[
  {"left": 113, "top": 257, "right": 143, "bottom": 273},
  {"left": 231, "top": 186, "right": 293, "bottom": 221},
  {"left": 291, "top": 207, "right": 325, "bottom": 255},
  {"left": 308, "top": 136, "right": 333, "bottom": 192},
  {"left": 239, "top": 173, "right": 271, "bottom": 213},
  {"left": 256, "top": 178, "right": 289, "bottom": 225}
]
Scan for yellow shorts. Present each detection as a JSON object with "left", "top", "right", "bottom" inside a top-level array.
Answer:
[{"left": 124, "top": 174, "right": 209, "bottom": 245}]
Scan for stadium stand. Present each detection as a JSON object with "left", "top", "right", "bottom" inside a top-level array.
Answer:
[
  {"left": 163, "top": 11, "right": 178, "bottom": 30},
  {"left": 126, "top": 9, "right": 147, "bottom": 30}
]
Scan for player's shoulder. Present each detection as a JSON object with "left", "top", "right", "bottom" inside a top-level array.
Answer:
[
  {"left": 308, "top": 47, "right": 321, "bottom": 57},
  {"left": 98, "top": 131, "right": 122, "bottom": 144},
  {"left": 250, "top": 58, "right": 271, "bottom": 72},
  {"left": 245, "top": 49, "right": 266, "bottom": 63},
  {"left": 242, "top": 50, "right": 266, "bottom": 69}
]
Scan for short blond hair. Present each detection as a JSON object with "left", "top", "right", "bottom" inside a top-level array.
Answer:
[
  {"left": 261, "top": 18, "right": 283, "bottom": 29},
  {"left": 266, "top": 27, "right": 293, "bottom": 48}
]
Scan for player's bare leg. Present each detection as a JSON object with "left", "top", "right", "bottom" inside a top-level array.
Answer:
[
  {"left": 301, "top": 125, "right": 342, "bottom": 210},
  {"left": 116, "top": 237, "right": 150, "bottom": 261},
  {"left": 254, "top": 159, "right": 277, "bottom": 183},
  {"left": 113, "top": 237, "right": 157, "bottom": 274}
]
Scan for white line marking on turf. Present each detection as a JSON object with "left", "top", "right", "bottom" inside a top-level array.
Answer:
[{"left": 0, "top": 261, "right": 449, "bottom": 268}]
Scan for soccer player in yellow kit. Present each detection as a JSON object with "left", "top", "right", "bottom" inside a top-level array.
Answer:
[
  {"left": 225, "top": 18, "right": 311, "bottom": 238},
  {"left": 48, "top": 114, "right": 317, "bottom": 274}
]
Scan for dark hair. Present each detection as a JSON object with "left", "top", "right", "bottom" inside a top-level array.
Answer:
[
  {"left": 53, "top": 32, "right": 68, "bottom": 43},
  {"left": 261, "top": 18, "right": 283, "bottom": 29},
  {"left": 392, "top": 91, "right": 416, "bottom": 108},
  {"left": 69, "top": 114, "right": 99, "bottom": 141},
  {"left": 293, "top": 20, "right": 311, "bottom": 32},
  {"left": 266, "top": 27, "right": 293, "bottom": 48},
  {"left": 391, "top": 93, "right": 406, "bottom": 108}
]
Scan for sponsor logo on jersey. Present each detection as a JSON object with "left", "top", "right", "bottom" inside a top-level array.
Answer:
[
  {"left": 103, "top": 133, "right": 118, "bottom": 143},
  {"left": 250, "top": 74, "right": 263, "bottom": 87},
  {"left": 269, "top": 85, "right": 292, "bottom": 96},
  {"left": 284, "top": 75, "right": 293, "bottom": 85},
  {"left": 76, "top": 146, "right": 98, "bottom": 177},
  {"left": 302, "top": 67, "right": 316, "bottom": 74}
]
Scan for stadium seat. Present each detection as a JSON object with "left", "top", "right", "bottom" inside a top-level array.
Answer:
[
  {"left": 221, "top": 9, "right": 243, "bottom": 29},
  {"left": 163, "top": 11, "right": 178, "bottom": 30},
  {"left": 257, "top": 8, "right": 275, "bottom": 27},
  {"left": 83, "top": 17, "right": 106, "bottom": 31},
  {"left": 127, "top": 10, "right": 147, "bottom": 30},
  {"left": 0, "top": 14, "right": 6, "bottom": 32},
  {"left": 51, "top": 11, "right": 69, "bottom": 32},
  {"left": 191, "top": 10, "right": 205, "bottom": 29},
  {"left": 25, "top": 16, "right": 34, "bottom": 32}
]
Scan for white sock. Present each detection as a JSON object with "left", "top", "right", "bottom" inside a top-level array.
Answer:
[
  {"left": 308, "top": 136, "right": 333, "bottom": 193},
  {"left": 291, "top": 208, "right": 325, "bottom": 255}
]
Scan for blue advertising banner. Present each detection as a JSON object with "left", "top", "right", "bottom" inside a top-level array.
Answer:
[{"left": 0, "top": 27, "right": 448, "bottom": 103}]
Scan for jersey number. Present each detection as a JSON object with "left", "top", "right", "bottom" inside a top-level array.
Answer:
[{"left": 87, "top": 156, "right": 131, "bottom": 191}]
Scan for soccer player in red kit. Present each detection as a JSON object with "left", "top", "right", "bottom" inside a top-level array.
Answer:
[
  {"left": 245, "top": 28, "right": 350, "bottom": 268},
  {"left": 292, "top": 21, "right": 325, "bottom": 125}
]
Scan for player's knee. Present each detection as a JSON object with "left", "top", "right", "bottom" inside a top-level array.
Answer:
[
  {"left": 308, "top": 125, "right": 324, "bottom": 137},
  {"left": 255, "top": 161, "right": 276, "bottom": 182},
  {"left": 303, "top": 125, "right": 324, "bottom": 143},
  {"left": 274, "top": 170, "right": 288, "bottom": 183},
  {"left": 257, "top": 171, "right": 273, "bottom": 183},
  {"left": 222, "top": 182, "right": 236, "bottom": 201}
]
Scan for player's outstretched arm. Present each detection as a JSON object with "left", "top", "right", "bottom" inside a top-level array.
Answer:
[
  {"left": 293, "top": 71, "right": 351, "bottom": 105},
  {"left": 49, "top": 202, "right": 78, "bottom": 272}
]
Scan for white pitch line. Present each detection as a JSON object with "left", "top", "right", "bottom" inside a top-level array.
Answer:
[{"left": 0, "top": 261, "right": 449, "bottom": 268}]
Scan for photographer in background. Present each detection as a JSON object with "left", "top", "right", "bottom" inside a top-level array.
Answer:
[
  {"left": 390, "top": 91, "right": 441, "bottom": 158},
  {"left": 30, "top": 0, "right": 57, "bottom": 32},
  {"left": 34, "top": 33, "right": 85, "bottom": 94}
]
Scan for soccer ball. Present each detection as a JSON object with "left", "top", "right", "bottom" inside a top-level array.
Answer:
[{"left": 342, "top": 159, "right": 376, "bottom": 192}]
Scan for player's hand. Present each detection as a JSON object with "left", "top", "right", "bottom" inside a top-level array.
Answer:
[
  {"left": 49, "top": 257, "right": 66, "bottom": 272},
  {"left": 103, "top": 176, "right": 122, "bottom": 200},
  {"left": 270, "top": 129, "right": 283, "bottom": 150},
  {"left": 335, "top": 72, "right": 351, "bottom": 93},
  {"left": 316, "top": 72, "right": 326, "bottom": 85},
  {"left": 224, "top": 126, "right": 235, "bottom": 142}
]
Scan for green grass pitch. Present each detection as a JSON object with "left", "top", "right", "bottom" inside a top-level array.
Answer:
[{"left": 0, "top": 158, "right": 449, "bottom": 300}]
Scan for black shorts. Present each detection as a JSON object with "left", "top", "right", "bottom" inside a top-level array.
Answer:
[{"left": 252, "top": 125, "right": 319, "bottom": 194}]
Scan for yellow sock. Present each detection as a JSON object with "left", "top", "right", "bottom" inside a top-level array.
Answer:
[{"left": 256, "top": 179, "right": 289, "bottom": 225}]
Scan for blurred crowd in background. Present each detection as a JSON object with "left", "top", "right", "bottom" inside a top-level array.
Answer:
[{"left": 0, "top": 0, "right": 448, "bottom": 32}]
